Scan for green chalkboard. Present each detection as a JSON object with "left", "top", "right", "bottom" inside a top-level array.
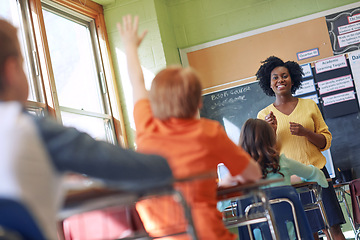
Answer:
[{"left": 200, "top": 81, "right": 275, "bottom": 142}]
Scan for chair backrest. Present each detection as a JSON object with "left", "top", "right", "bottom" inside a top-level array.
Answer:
[
  {"left": 0, "top": 198, "right": 46, "bottom": 240},
  {"left": 349, "top": 178, "right": 360, "bottom": 224},
  {"left": 236, "top": 185, "right": 314, "bottom": 240}
]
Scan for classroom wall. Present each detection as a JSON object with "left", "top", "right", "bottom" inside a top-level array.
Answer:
[
  {"left": 154, "top": 0, "right": 181, "bottom": 65},
  {"left": 102, "top": 0, "right": 166, "bottom": 147},
  {"left": 167, "top": 0, "right": 360, "bottom": 48},
  {"left": 99, "top": 0, "right": 359, "bottom": 147}
]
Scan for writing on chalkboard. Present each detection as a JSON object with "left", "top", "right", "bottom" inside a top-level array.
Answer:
[
  {"left": 208, "top": 86, "right": 250, "bottom": 109},
  {"left": 200, "top": 82, "right": 274, "bottom": 144}
]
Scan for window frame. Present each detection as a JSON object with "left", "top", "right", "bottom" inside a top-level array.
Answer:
[{"left": 23, "top": 0, "right": 128, "bottom": 147}]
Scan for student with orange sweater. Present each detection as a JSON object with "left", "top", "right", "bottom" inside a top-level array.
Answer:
[{"left": 117, "top": 15, "right": 262, "bottom": 240}]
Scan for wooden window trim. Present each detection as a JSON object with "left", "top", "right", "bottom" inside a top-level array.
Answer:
[{"left": 27, "top": 0, "right": 128, "bottom": 147}]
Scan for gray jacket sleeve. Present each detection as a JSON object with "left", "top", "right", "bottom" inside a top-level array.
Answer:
[{"left": 34, "top": 116, "right": 173, "bottom": 191}]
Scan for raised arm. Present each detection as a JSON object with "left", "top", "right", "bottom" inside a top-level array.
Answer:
[{"left": 117, "top": 15, "right": 148, "bottom": 103}]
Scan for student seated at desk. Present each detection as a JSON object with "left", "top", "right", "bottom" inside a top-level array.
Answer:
[
  {"left": 218, "top": 119, "right": 328, "bottom": 209},
  {"left": 0, "top": 19, "right": 173, "bottom": 240},
  {"left": 117, "top": 15, "right": 262, "bottom": 240},
  {"left": 225, "top": 118, "right": 328, "bottom": 239},
  {"left": 238, "top": 119, "right": 328, "bottom": 188}
]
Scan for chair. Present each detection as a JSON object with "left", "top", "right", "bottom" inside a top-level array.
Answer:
[
  {"left": 350, "top": 179, "right": 360, "bottom": 225},
  {"left": 0, "top": 198, "right": 46, "bottom": 240},
  {"left": 294, "top": 181, "right": 335, "bottom": 240},
  {"left": 0, "top": 226, "right": 23, "bottom": 240},
  {"left": 333, "top": 182, "right": 356, "bottom": 234},
  {"left": 230, "top": 185, "right": 313, "bottom": 240},
  {"left": 349, "top": 178, "right": 360, "bottom": 240},
  {"left": 217, "top": 164, "right": 279, "bottom": 239}
]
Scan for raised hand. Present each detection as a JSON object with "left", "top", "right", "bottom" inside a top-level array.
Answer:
[
  {"left": 116, "top": 15, "right": 148, "bottom": 103},
  {"left": 117, "top": 15, "right": 147, "bottom": 49}
]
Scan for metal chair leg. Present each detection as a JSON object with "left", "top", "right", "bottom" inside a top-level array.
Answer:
[{"left": 315, "top": 185, "right": 334, "bottom": 240}]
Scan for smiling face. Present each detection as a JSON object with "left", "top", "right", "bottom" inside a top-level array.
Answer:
[{"left": 270, "top": 66, "right": 293, "bottom": 96}]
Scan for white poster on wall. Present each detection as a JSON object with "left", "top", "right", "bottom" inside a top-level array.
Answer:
[
  {"left": 301, "top": 94, "right": 319, "bottom": 104},
  {"left": 348, "top": 50, "right": 360, "bottom": 107},
  {"left": 300, "top": 63, "right": 313, "bottom": 77},
  {"left": 294, "top": 79, "right": 316, "bottom": 96},
  {"left": 317, "top": 75, "right": 353, "bottom": 95},
  {"left": 314, "top": 55, "right": 347, "bottom": 74}
]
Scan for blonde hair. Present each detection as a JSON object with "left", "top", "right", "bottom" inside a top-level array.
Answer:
[
  {"left": 0, "top": 19, "right": 21, "bottom": 91},
  {"left": 149, "top": 66, "right": 202, "bottom": 120}
]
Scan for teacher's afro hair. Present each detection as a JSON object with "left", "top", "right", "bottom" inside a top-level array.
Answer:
[{"left": 256, "top": 56, "right": 304, "bottom": 96}]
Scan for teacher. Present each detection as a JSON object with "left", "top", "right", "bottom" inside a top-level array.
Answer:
[{"left": 256, "top": 56, "right": 345, "bottom": 240}]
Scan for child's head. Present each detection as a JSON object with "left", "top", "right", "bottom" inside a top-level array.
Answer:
[
  {"left": 256, "top": 56, "right": 303, "bottom": 96},
  {"left": 0, "top": 19, "right": 28, "bottom": 103},
  {"left": 239, "top": 118, "right": 281, "bottom": 177},
  {"left": 149, "top": 66, "right": 202, "bottom": 120}
]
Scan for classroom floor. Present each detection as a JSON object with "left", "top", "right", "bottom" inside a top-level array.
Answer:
[{"left": 321, "top": 230, "right": 356, "bottom": 240}]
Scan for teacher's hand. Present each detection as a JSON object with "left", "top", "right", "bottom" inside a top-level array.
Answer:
[
  {"left": 265, "top": 111, "right": 277, "bottom": 133},
  {"left": 289, "top": 122, "right": 308, "bottom": 136}
]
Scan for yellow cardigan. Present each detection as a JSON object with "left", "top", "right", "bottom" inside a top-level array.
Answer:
[{"left": 258, "top": 98, "right": 332, "bottom": 169}]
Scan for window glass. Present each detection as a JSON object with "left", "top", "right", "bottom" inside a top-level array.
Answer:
[
  {"left": 2, "top": 0, "right": 121, "bottom": 145},
  {"left": 42, "top": 9, "right": 104, "bottom": 113},
  {"left": 1, "top": 0, "right": 36, "bottom": 101},
  {"left": 0, "top": 1, "right": 13, "bottom": 19},
  {"left": 60, "top": 111, "right": 108, "bottom": 141}
]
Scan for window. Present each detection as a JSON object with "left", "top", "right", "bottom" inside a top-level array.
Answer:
[
  {"left": 4, "top": 0, "right": 126, "bottom": 146},
  {"left": 41, "top": 1, "right": 114, "bottom": 142},
  {"left": 1, "top": 0, "right": 39, "bottom": 103}
]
